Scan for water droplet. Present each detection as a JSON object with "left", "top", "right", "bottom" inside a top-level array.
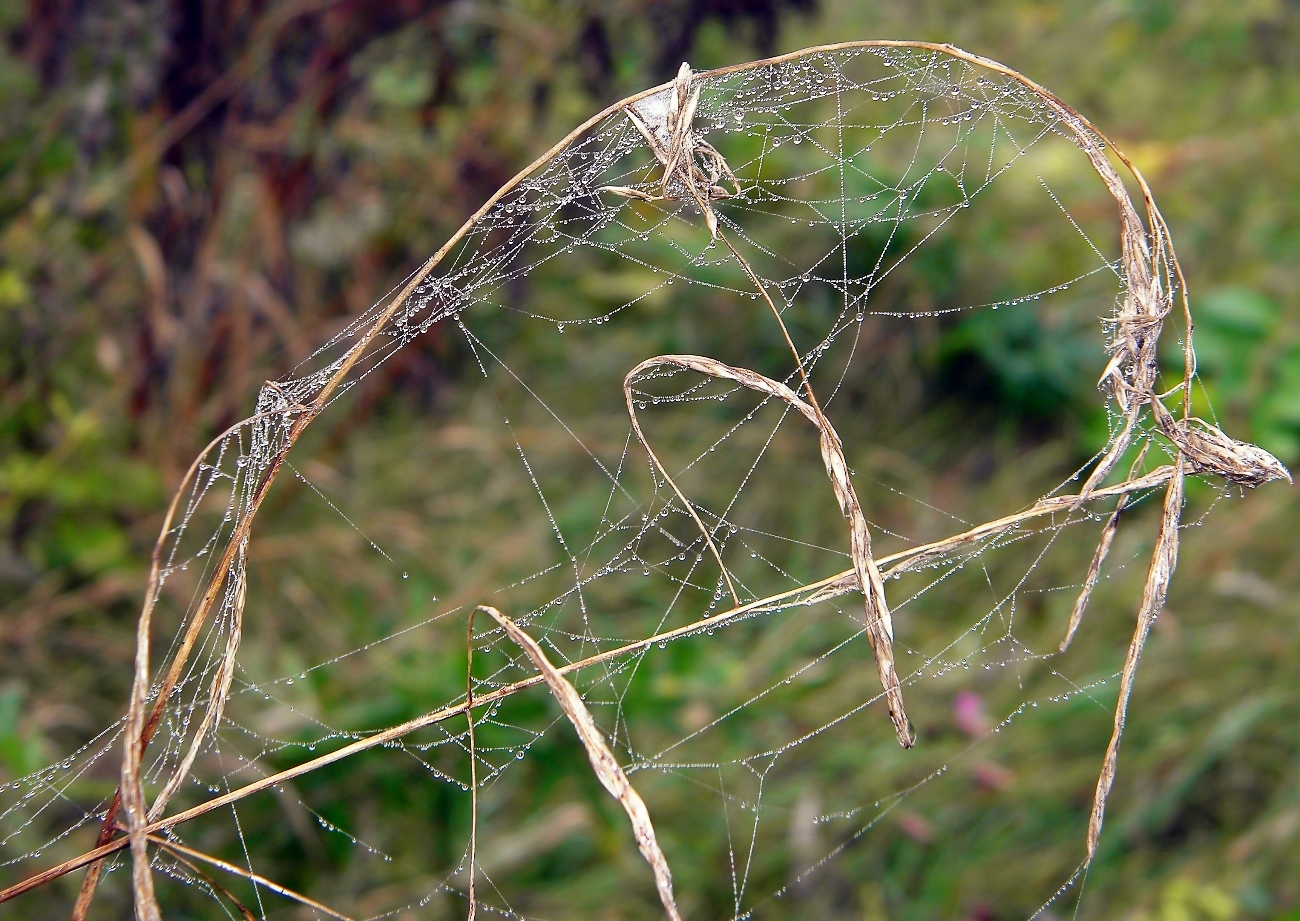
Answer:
[{"left": 402, "top": 572, "right": 409, "bottom": 580}]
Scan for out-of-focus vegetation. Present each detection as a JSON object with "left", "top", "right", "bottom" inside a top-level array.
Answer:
[
  {"left": 0, "top": 0, "right": 815, "bottom": 754},
  {"left": 1, "top": 1, "right": 1299, "bottom": 919}
]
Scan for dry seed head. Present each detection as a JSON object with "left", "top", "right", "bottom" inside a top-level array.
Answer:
[{"left": 1152, "top": 401, "right": 1291, "bottom": 486}]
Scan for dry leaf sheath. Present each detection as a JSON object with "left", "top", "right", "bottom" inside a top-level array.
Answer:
[
  {"left": 477, "top": 606, "right": 683, "bottom": 921},
  {"left": 1061, "top": 442, "right": 1150, "bottom": 652},
  {"left": 1086, "top": 460, "right": 1185, "bottom": 858},
  {"left": 599, "top": 63, "right": 739, "bottom": 238}
]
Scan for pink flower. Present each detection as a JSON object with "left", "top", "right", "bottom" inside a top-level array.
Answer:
[
  {"left": 953, "top": 691, "right": 991, "bottom": 737},
  {"left": 896, "top": 810, "right": 934, "bottom": 844}
]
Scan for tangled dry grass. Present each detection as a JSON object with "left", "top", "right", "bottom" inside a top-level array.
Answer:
[{"left": 1, "top": 41, "right": 1290, "bottom": 920}]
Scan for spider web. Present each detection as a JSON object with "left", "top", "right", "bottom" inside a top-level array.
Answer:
[{"left": 0, "top": 42, "right": 1282, "bottom": 920}]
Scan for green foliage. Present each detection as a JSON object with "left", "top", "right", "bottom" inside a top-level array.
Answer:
[
  {"left": 0, "top": 687, "right": 44, "bottom": 781},
  {"left": 940, "top": 305, "right": 1098, "bottom": 421}
]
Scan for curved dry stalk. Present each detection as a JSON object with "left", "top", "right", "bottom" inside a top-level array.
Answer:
[
  {"left": 712, "top": 229, "right": 908, "bottom": 751},
  {"left": 611, "top": 60, "right": 917, "bottom": 745},
  {"left": 72, "top": 409, "right": 282, "bottom": 920},
  {"left": 627, "top": 353, "right": 911, "bottom": 747},
  {"left": 0, "top": 466, "right": 1186, "bottom": 907},
  {"left": 477, "top": 606, "right": 683, "bottom": 921}
]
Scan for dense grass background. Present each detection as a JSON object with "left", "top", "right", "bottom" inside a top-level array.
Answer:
[{"left": 1, "top": 1, "right": 1298, "bottom": 918}]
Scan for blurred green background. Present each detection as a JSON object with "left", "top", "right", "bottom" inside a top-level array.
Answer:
[{"left": 1, "top": 1, "right": 1299, "bottom": 919}]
